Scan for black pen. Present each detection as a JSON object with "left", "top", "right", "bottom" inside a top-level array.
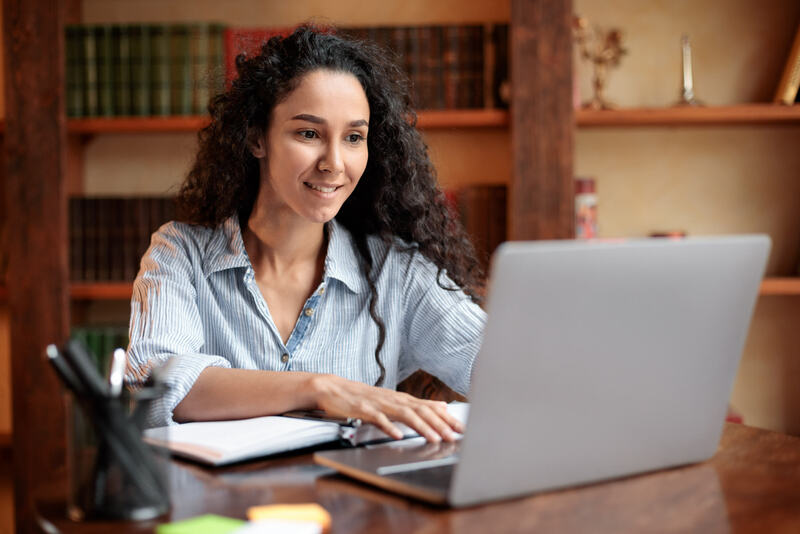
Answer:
[{"left": 282, "top": 410, "right": 362, "bottom": 428}]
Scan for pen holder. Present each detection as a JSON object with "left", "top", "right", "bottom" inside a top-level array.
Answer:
[{"left": 66, "top": 386, "right": 170, "bottom": 521}]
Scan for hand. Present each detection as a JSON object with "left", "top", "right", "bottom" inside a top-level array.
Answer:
[{"left": 309, "top": 374, "right": 464, "bottom": 443}]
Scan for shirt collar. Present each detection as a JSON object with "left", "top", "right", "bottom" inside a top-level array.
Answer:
[
  {"left": 202, "top": 216, "right": 368, "bottom": 294},
  {"left": 324, "top": 218, "right": 368, "bottom": 294},
  {"left": 202, "top": 216, "right": 251, "bottom": 277}
]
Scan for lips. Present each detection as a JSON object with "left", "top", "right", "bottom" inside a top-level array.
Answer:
[{"left": 304, "top": 182, "right": 340, "bottom": 193}]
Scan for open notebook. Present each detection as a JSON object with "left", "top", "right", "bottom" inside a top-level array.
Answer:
[{"left": 143, "top": 402, "right": 469, "bottom": 466}]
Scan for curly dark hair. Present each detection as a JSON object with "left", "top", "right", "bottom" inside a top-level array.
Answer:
[{"left": 178, "top": 25, "right": 484, "bottom": 386}]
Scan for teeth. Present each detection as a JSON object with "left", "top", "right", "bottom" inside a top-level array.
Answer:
[{"left": 307, "top": 183, "right": 337, "bottom": 193}]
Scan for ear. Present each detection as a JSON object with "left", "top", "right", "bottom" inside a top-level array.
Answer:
[{"left": 247, "top": 128, "right": 267, "bottom": 159}]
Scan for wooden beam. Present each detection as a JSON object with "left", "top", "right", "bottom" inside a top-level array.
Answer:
[
  {"left": 3, "top": 0, "right": 69, "bottom": 531},
  {"left": 509, "top": 0, "right": 574, "bottom": 240}
]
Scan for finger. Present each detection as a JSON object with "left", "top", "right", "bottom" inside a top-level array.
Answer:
[
  {"left": 364, "top": 408, "right": 404, "bottom": 440},
  {"left": 417, "top": 405, "right": 457, "bottom": 442},
  {"left": 394, "top": 406, "right": 441, "bottom": 443},
  {"left": 428, "top": 401, "right": 465, "bottom": 434}
]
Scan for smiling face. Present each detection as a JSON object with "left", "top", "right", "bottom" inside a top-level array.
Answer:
[{"left": 250, "top": 69, "right": 370, "bottom": 226}]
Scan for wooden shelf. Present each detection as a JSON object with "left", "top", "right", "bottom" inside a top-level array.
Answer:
[
  {"left": 62, "top": 109, "right": 509, "bottom": 134},
  {"left": 576, "top": 104, "right": 800, "bottom": 127},
  {"left": 2, "top": 105, "right": 797, "bottom": 135},
  {"left": 67, "top": 116, "right": 210, "bottom": 134},
  {"left": 2, "top": 277, "right": 800, "bottom": 302}
]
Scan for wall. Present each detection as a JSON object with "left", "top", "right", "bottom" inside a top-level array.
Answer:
[{"left": 573, "top": 0, "right": 800, "bottom": 433}]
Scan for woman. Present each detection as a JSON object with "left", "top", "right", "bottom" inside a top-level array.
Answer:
[{"left": 128, "top": 25, "right": 486, "bottom": 442}]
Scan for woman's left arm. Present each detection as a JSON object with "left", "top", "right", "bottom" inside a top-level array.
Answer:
[{"left": 402, "top": 257, "right": 487, "bottom": 396}]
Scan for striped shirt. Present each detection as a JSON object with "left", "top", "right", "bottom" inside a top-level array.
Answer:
[{"left": 127, "top": 216, "right": 486, "bottom": 427}]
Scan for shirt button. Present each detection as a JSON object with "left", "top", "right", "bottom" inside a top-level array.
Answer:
[
  {"left": 304, "top": 308, "right": 315, "bottom": 317},
  {"left": 318, "top": 287, "right": 325, "bottom": 295},
  {"left": 281, "top": 353, "right": 289, "bottom": 363}
]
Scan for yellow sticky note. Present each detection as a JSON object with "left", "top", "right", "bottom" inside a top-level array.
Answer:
[{"left": 247, "top": 503, "right": 331, "bottom": 530}]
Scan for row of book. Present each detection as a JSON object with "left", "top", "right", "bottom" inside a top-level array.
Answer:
[
  {"left": 342, "top": 24, "right": 508, "bottom": 110},
  {"left": 65, "top": 23, "right": 226, "bottom": 118},
  {"left": 72, "top": 325, "right": 129, "bottom": 373},
  {"left": 65, "top": 22, "right": 510, "bottom": 118},
  {"left": 69, "top": 196, "right": 177, "bottom": 282}
]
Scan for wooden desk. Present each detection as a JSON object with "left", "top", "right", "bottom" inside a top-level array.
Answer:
[{"left": 36, "top": 423, "right": 800, "bottom": 533}]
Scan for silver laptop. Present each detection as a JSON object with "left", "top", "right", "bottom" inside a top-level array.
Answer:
[{"left": 314, "top": 235, "right": 770, "bottom": 507}]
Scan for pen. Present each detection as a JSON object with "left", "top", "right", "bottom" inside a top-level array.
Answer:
[
  {"left": 108, "top": 348, "right": 127, "bottom": 397},
  {"left": 282, "top": 410, "right": 362, "bottom": 428}
]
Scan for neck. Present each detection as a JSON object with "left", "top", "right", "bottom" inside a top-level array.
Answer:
[{"left": 242, "top": 205, "right": 327, "bottom": 275}]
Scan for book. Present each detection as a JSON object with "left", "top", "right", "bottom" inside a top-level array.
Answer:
[
  {"left": 144, "top": 402, "right": 469, "bottom": 466},
  {"left": 150, "top": 24, "right": 171, "bottom": 116},
  {"left": 223, "top": 27, "right": 290, "bottom": 87},
  {"left": 65, "top": 25, "right": 84, "bottom": 117},
  {"left": 96, "top": 25, "right": 114, "bottom": 117},
  {"left": 129, "top": 24, "right": 152, "bottom": 116},
  {"left": 83, "top": 25, "right": 99, "bottom": 117},
  {"left": 774, "top": 23, "right": 800, "bottom": 105},
  {"left": 169, "top": 24, "right": 193, "bottom": 116},
  {"left": 111, "top": 25, "right": 132, "bottom": 116}
]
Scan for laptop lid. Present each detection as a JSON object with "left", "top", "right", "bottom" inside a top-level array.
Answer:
[{"left": 449, "top": 235, "right": 770, "bottom": 506}]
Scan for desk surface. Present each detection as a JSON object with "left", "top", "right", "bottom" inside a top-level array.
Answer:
[{"left": 37, "top": 423, "right": 800, "bottom": 533}]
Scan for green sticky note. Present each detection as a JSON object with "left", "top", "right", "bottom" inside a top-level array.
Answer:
[{"left": 156, "top": 514, "right": 246, "bottom": 534}]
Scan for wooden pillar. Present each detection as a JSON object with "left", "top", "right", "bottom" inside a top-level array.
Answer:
[
  {"left": 509, "top": 0, "right": 574, "bottom": 240},
  {"left": 3, "top": 0, "right": 69, "bottom": 531}
]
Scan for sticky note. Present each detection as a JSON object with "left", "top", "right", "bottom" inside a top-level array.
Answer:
[
  {"left": 156, "top": 514, "right": 246, "bottom": 534},
  {"left": 247, "top": 503, "right": 331, "bottom": 530}
]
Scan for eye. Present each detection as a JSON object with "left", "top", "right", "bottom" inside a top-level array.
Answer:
[
  {"left": 298, "top": 130, "right": 318, "bottom": 140},
  {"left": 346, "top": 133, "right": 365, "bottom": 144}
]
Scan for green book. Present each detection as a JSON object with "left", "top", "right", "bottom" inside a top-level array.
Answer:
[
  {"left": 96, "top": 24, "right": 114, "bottom": 117},
  {"left": 129, "top": 24, "right": 152, "bottom": 116},
  {"left": 65, "top": 25, "right": 84, "bottom": 117},
  {"left": 169, "top": 24, "right": 192, "bottom": 116},
  {"left": 112, "top": 25, "right": 132, "bottom": 116},
  {"left": 150, "top": 24, "right": 171, "bottom": 116},
  {"left": 190, "top": 23, "right": 211, "bottom": 115},
  {"left": 83, "top": 25, "right": 98, "bottom": 117},
  {"left": 209, "top": 23, "right": 226, "bottom": 99}
]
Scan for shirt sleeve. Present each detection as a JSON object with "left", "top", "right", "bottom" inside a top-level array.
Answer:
[
  {"left": 126, "top": 223, "right": 232, "bottom": 427},
  {"left": 401, "top": 251, "right": 486, "bottom": 396}
]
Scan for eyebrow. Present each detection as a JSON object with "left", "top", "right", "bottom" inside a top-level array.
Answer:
[{"left": 291, "top": 113, "right": 368, "bottom": 128}]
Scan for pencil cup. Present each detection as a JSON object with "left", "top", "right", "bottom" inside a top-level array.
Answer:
[{"left": 66, "top": 386, "right": 170, "bottom": 521}]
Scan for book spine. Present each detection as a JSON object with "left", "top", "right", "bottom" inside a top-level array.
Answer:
[
  {"left": 83, "top": 25, "right": 99, "bottom": 117},
  {"left": 96, "top": 197, "right": 109, "bottom": 281},
  {"left": 774, "top": 24, "right": 800, "bottom": 105},
  {"left": 122, "top": 198, "right": 137, "bottom": 281},
  {"left": 169, "top": 24, "right": 193, "bottom": 116},
  {"left": 493, "top": 24, "right": 510, "bottom": 109},
  {"left": 135, "top": 196, "right": 151, "bottom": 272},
  {"left": 96, "top": 24, "right": 114, "bottom": 117},
  {"left": 442, "top": 26, "right": 461, "bottom": 109},
  {"left": 129, "top": 24, "right": 152, "bottom": 116},
  {"left": 65, "top": 25, "right": 83, "bottom": 117},
  {"left": 69, "top": 197, "right": 82, "bottom": 282},
  {"left": 468, "top": 25, "right": 485, "bottom": 108},
  {"left": 83, "top": 197, "right": 97, "bottom": 282},
  {"left": 406, "top": 26, "right": 424, "bottom": 109},
  {"left": 108, "top": 197, "right": 124, "bottom": 281},
  {"left": 112, "top": 25, "right": 132, "bottom": 116},
  {"left": 150, "top": 24, "right": 171, "bottom": 116},
  {"left": 191, "top": 23, "right": 211, "bottom": 115},
  {"left": 210, "top": 24, "right": 226, "bottom": 97}
]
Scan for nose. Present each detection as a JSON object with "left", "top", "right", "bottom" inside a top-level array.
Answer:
[{"left": 318, "top": 140, "right": 344, "bottom": 175}]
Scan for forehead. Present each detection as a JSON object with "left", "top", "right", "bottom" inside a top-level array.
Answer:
[{"left": 273, "top": 69, "right": 370, "bottom": 121}]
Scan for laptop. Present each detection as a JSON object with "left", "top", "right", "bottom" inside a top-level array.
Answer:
[{"left": 314, "top": 235, "right": 770, "bottom": 507}]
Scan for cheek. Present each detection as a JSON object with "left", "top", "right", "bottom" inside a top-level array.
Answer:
[{"left": 349, "top": 149, "right": 369, "bottom": 183}]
